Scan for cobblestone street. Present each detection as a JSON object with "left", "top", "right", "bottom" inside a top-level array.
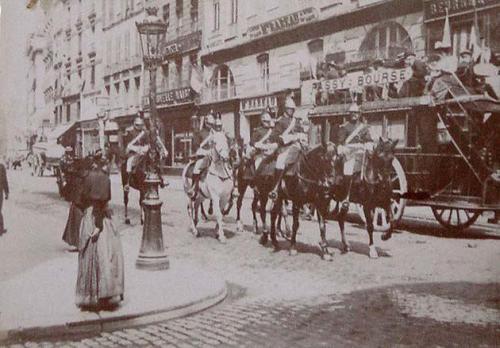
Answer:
[{"left": 1, "top": 170, "right": 499, "bottom": 347}]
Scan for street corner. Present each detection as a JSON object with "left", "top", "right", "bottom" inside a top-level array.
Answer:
[{"left": 0, "top": 254, "right": 228, "bottom": 344}]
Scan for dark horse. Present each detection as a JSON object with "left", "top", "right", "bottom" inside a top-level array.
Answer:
[
  {"left": 258, "top": 143, "right": 337, "bottom": 260},
  {"left": 120, "top": 156, "right": 147, "bottom": 225},
  {"left": 331, "top": 137, "right": 398, "bottom": 258}
]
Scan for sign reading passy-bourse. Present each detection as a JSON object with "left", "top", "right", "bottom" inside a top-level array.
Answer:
[
  {"left": 424, "top": 0, "right": 498, "bottom": 19},
  {"left": 161, "top": 31, "right": 201, "bottom": 59},
  {"left": 312, "top": 68, "right": 411, "bottom": 93},
  {"left": 143, "top": 87, "right": 194, "bottom": 108},
  {"left": 247, "top": 7, "right": 318, "bottom": 40}
]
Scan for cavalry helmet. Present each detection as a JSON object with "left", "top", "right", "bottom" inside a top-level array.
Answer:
[
  {"left": 134, "top": 117, "right": 144, "bottom": 128},
  {"left": 284, "top": 96, "right": 296, "bottom": 109},
  {"left": 205, "top": 113, "right": 215, "bottom": 126},
  {"left": 65, "top": 146, "right": 73, "bottom": 152},
  {"left": 214, "top": 118, "right": 223, "bottom": 131},
  {"left": 260, "top": 111, "right": 272, "bottom": 125},
  {"left": 348, "top": 103, "right": 360, "bottom": 114}
]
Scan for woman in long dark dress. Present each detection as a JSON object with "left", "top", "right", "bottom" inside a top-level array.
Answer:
[
  {"left": 75, "top": 160, "right": 124, "bottom": 310},
  {"left": 62, "top": 159, "right": 90, "bottom": 250}
]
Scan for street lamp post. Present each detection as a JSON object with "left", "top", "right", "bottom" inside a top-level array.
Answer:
[{"left": 135, "top": 2, "right": 169, "bottom": 270}]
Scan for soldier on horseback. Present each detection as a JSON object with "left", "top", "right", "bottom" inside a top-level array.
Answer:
[
  {"left": 336, "top": 103, "right": 374, "bottom": 212},
  {"left": 188, "top": 111, "right": 216, "bottom": 199},
  {"left": 124, "top": 113, "right": 167, "bottom": 191},
  {"left": 268, "top": 95, "right": 306, "bottom": 200},
  {"left": 248, "top": 108, "right": 276, "bottom": 178}
]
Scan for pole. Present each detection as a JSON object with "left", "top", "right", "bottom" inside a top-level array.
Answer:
[{"left": 136, "top": 63, "right": 169, "bottom": 271}]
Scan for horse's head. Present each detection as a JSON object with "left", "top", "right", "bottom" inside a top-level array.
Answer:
[
  {"left": 364, "top": 137, "right": 398, "bottom": 183},
  {"left": 304, "top": 142, "right": 338, "bottom": 187}
]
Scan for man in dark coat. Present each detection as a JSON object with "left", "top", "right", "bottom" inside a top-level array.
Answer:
[
  {"left": 0, "top": 157, "right": 9, "bottom": 235},
  {"left": 399, "top": 52, "right": 428, "bottom": 97}
]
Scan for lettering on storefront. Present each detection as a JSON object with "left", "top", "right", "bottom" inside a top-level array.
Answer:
[
  {"left": 247, "top": 8, "right": 318, "bottom": 40},
  {"left": 312, "top": 68, "right": 411, "bottom": 93},
  {"left": 143, "top": 87, "right": 194, "bottom": 108},
  {"left": 424, "top": 0, "right": 498, "bottom": 19},
  {"left": 161, "top": 31, "right": 202, "bottom": 59},
  {"left": 240, "top": 95, "right": 277, "bottom": 113}
]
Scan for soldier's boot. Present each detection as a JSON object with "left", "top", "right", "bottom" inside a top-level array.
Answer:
[
  {"left": 269, "top": 169, "right": 284, "bottom": 201},
  {"left": 188, "top": 173, "right": 200, "bottom": 200}
]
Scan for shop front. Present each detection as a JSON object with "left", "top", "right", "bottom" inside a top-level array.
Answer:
[
  {"left": 239, "top": 94, "right": 278, "bottom": 143},
  {"left": 424, "top": 0, "right": 500, "bottom": 58},
  {"left": 147, "top": 86, "right": 198, "bottom": 174}
]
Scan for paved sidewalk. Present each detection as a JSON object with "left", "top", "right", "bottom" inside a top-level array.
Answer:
[{"left": 0, "top": 225, "right": 227, "bottom": 343}]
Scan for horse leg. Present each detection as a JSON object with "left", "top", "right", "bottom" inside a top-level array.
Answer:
[
  {"left": 212, "top": 197, "right": 226, "bottom": 243},
  {"left": 236, "top": 183, "right": 247, "bottom": 233},
  {"left": 337, "top": 202, "right": 351, "bottom": 253},
  {"left": 289, "top": 202, "right": 300, "bottom": 256},
  {"left": 208, "top": 200, "right": 213, "bottom": 215},
  {"left": 192, "top": 200, "right": 201, "bottom": 237},
  {"left": 318, "top": 205, "right": 333, "bottom": 261},
  {"left": 140, "top": 191, "right": 144, "bottom": 226},
  {"left": 124, "top": 189, "right": 130, "bottom": 225},
  {"left": 269, "top": 199, "right": 280, "bottom": 251},
  {"left": 251, "top": 192, "right": 260, "bottom": 234},
  {"left": 381, "top": 203, "right": 394, "bottom": 241},
  {"left": 363, "top": 205, "right": 378, "bottom": 259},
  {"left": 259, "top": 191, "right": 269, "bottom": 245},
  {"left": 259, "top": 194, "right": 269, "bottom": 237}
]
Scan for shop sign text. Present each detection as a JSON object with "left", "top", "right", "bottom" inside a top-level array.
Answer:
[
  {"left": 313, "top": 68, "right": 411, "bottom": 93},
  {"left": 425, "top": 0, "right": 498, "bottom": 19},
  {"left": 247, "top": 8, "right": 318, "bottom": 40},
  {"left": 143, "top": 87, "right": 194, "bottom": 108},
  {"left": 240, "top": 95, "right": 277, "bottom": 112},
  {"left": 162, "top": 31, "right": 201, "bottom": 59}
]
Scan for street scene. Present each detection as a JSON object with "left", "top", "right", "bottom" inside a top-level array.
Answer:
[{"left": 0, "top": 0, "right": 499, "bottom": 346}]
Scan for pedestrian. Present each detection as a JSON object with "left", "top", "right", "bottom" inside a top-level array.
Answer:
[
  {"left": 75, "top": 160, "right": 124, "bottom": 310},
  {"left": 62, "top": 157, "right": 90, "bottom": 251},
  {"left": 0, "top": 156, "right": 9, "bottom": 235}
]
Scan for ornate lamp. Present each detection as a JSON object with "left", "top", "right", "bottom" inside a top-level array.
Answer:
[{"left": 135, "top": 1, "right": 169, "bottom": 270}]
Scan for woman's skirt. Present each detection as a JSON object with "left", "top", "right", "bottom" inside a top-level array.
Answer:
[
  {"left": 75, "top": 207, "right": 124, "bottom": 309},
  {"left": 62, "top": 203, "right": 83, "bottom": 248}
]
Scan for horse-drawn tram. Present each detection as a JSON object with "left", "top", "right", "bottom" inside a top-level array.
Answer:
[{"left": 308, "top": 94, "right": 500, "bottom": 232}]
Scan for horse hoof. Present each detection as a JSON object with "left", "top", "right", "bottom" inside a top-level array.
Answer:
[
  {"left": 192, "top": 228, "right": 200, "bottom": 238},
  {"left": 218, "top": 236, "right": 227, "bottom": 244},
  {"left": 369, "top": 246, "right": 379, "bottom": 259},
  {"left": 271, "top": 243, "right": 280, "bottom": 252},
  {"left": 236, "top": 221, "right": 243, "bottom": 233},
  {"left": 323, "top": 253, "right": 334, "bottom": 262},
  {"left": 381, "top": 233, "right": 392, "bottom": 241},
  {"left": 125, "top": 218, "right": 130, "bottom": 225},
  {"left": 289, "top": 249, "right": 298, "bottom": 256},
  {"left": 342, "top": 243, "right": 351, "bottom": 254},
  {"left": 259, "top": 234, "right": 268, "bottom": 246}
]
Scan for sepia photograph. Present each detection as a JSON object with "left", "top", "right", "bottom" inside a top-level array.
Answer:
[{"left": 0, "top": 0, "right": 499, "bottom": 346}]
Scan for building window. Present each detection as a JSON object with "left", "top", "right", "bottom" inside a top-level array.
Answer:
[
  {"left": 78, "top": 32, "right": 82, "bottom": 55},
  {"left": 257, "top": 53, "right": 269, "bottom": 92},
  {"left": 175, "top": 57, "right": 183, "bottom": 87},
  {"left": 359, "top": 21, "right": 412, "bottom": 61},
  {"left": 162, "top": 4, "right": 170, "bottom": 28},
  {"left": 134, "top": 77, "right": 140, "bottom": 104},
  {"left": 190, "top": 0, "right": 198, "bottom": 23},
  {"left": 90, "top": 62, "right": 96, "bottom": 87},
  {"left": 230, "top": 0, "right": 238, "bottom": 24},
  {"left": 176, "top": 0, "right": 183, "bottom": 18},
  {"left": 213, "top": 2, "right": 220, "bottom": 31},
  {"left": 105, "top": 84, "right": 111, "bottom": 96},
  {"left": 66, "top": 104, "right": 71, "bottom": 123},
  {"left": 161, "top": 63, "right": 169, "bottom": 91},
  {"left": 211, "top": 65, "right": 235, "bottom": 101},
  {"left": 77, "top": 101, "right": 81, "bottom": 120}
]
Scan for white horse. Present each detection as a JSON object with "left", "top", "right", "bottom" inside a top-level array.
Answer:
[{"left": 182, "top": 132, "right": 235, "bottom": 243}]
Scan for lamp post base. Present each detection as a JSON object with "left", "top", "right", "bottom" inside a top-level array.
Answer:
[{"left": 136, "top": 172, "right": 169, "bottom": 271}]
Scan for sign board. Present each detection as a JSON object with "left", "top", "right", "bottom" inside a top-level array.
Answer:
[
  {"left": 247, "top": 7, "right": 318, "bottom": 40},
  {"left": 161, "top": 31, "right": 202, "bottom": 59},
  {"left": 240, "top": 95, "right": 277, "bottom": 113},
  {"left": 424, "top": 0, "right": 498, "bottom": 19},
  {"left": 312, "top": 68, "right": 411, "bottom": 93},
  {"left": 143, "top": 87, "right": 194, "bottom": 108}
]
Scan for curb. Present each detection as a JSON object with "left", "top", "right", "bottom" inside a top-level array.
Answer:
[{"left": 1, "top": 284, "right": 227, "bottom": 343}]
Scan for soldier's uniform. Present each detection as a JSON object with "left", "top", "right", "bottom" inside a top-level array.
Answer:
[
  {"left": 124, "top": 127, "right": 148, "bottom": 174},
  {"left": 337, "top": 118, "right": 373, "bottom": 175}
]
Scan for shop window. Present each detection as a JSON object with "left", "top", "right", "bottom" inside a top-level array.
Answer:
[
  {"left": 211, "top": 65, "right": 235, "bottom": 101},
  {"left": 360, "top": 21, "right": 412, "bottom": 61},
  {"left": 257, "top": 53, "right": 269, "bottom": 92}
]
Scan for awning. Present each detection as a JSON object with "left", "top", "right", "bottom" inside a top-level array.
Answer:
[{"left": 46, "top": 122, "right": 77, "bottom": 142}]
